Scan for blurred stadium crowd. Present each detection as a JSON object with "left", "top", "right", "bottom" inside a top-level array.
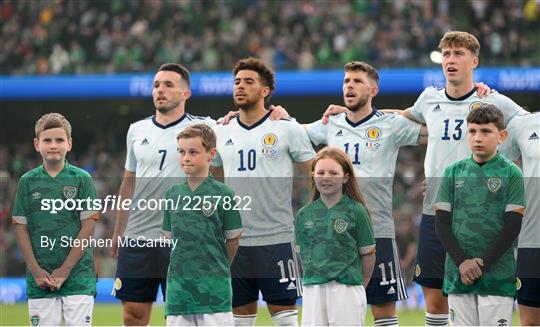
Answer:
[
  {"left": 1, "top": 0, "right": 539, "bottom": 75},
  {"left": 0, "top": 140, "right": 425, "bottom": 282}
]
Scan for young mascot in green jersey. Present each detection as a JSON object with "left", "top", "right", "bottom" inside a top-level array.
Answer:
[
  {"left": 162, "top": 123, "right": 242, "bottom": 326},
  {"left": 12, "top": 113, "right": 99, "bottom": 326},
  {"left": 295, "top": 147, "right": 376, "bottom": 326},
  {"left": 434, "top": 104, "right": 526, "bottom": 326}
]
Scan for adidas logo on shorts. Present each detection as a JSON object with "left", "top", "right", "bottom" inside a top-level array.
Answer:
[
  {"left": 287, "top": 281, "right": 297, "bottom": 290},
  {"left": 529, "top": 132, "right": 539, "bottom": 140},
  {"left": 387, "top": 286, "right": 395, "bottom": 295}
]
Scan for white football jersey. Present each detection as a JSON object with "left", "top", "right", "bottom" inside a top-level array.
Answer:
[
  {"left": 124, "top": 113, "right": 215, "bottom": 239},
  {"left": 213, "top": 112, "right": 315, "bottom": 246},
  {"left": 307, "top": 110, "right": 421, "bottom": 238},
  {"left": 410, "top": 87, "right": 527, "bottom": 215},
  {"left": 499, "top": 112, "right": 540, "bottom": 248}
]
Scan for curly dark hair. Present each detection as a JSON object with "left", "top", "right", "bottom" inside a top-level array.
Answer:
[{"left": 233, "top": 57, "right": 275, "bottom": 99}]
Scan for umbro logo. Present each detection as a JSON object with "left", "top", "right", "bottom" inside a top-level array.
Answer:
[
  {"left": 335, "top": 130, "right": 343, "bottom": 137},
  {"left": 225, "top": 139, "right": 234, "bottom": 145},
  {"left": 433, "top": 105, "right": 441, "bottom": 112},
  {"left": 140, "top": 138, "right": 149, "bottom": 145},
  {"left": 32, "top": 192, "right": 41, "bottom": 200},
  {"left": 529, "top": 132, "right": 539, "bottom": 140},
  {"left": 497, "top": 318, "right": 508, "bottom": 326}
]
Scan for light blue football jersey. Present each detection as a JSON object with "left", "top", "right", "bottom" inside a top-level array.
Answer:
[
  {"left": 213, "top": 112, "right": 315, "bottom": 246},
  {"left": 307, "top": 109, "right": 421, "bottom": 238},
  {"left": 499, "top": 112, "right": 540, "bottom": 248},
  {"left": 124, "top": 113, "right": 215, "bottom": 239},
  {"left": 409, "top": 87, "right": 526, "bottom": 215}
]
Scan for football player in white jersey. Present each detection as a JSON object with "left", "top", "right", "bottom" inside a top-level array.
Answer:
[
  {"left": 111, "top": 64, "right": 214, "bottom": 325},
  {"left": 499, "top": 111, "right": 540, "bottom": 326},
  {"left": 306, "top": 61, "right": 427, "bottom": 326},
  {"left": 399, "top": 31, "right": 527, "bottom": 326},
  {"left": 213, "top": 58, "right": 315, "bottom": 326}
]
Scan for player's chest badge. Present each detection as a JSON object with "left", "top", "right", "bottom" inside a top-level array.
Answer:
[
  {"left": 261, "top": 133, "right": 279, "bottom": 158},
  {"left": 487, "top": 177, "right": 502, "bottom": 192},
  {"left": 304, "top": 220, "right": 314, "bottom": 229},
  {"left": 333, "top": 219, "right": 349, "bottom": 234},
  {"left": 63, "top": 186, "right": 77, "bottom": 199},
  {"left": 202, "top": 203, "right": 216, "bottom": 217}
]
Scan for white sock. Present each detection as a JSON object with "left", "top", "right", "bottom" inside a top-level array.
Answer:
[
  {"left": 425, "top": 312, "right": 448, "bottom": 326},
  {"left": 233, "top": 314, "right": 257, "bottom": 326},
  {"left": 271, "top": 309, "right": 298, "bottom": 326},
  {"left": 374, "top": 316, "right": 399, "bottom": 326}
]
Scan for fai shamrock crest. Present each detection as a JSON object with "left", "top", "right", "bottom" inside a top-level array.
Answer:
[
  {"left": 333, "top": 219, "right": 348, "bottom": 234},
  {"left": 63, "top": 186, "right": 77, "bottom": 199},
  {"left": 487, "top": 178, "right": 502, "bottom": 192}
]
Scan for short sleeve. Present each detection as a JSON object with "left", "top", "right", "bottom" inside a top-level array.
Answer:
[
  {"left": 287, "top": 121, "right": 316, "bottom": 162},
  {"left": 11, "top": 177, "right": 28, "bottom": 224},
  {"left": 223, "top": 189, "right": 243, "bottom": 239},
  {"left": 124, "top": 124, "right": 137, "bottom": 172},
  {"left": 79, "top": 173, "right": 99, "bottom": 220},
  {"left": 433, "top": 166, "right": 453, "bottom": 212},
  {"left": 355, "top": 204, "right": 375, "bottom": 254},
  {"left": 493, "top": 93, "right": 528, "bottom": 125},
  {"left": 499, "top": 120, "right": 520, "bottom": 161},
  {"left": 392, "top": 114, "right": 422, "bottom": 147},
  {"left": 505, "top": 164, "right": 526, "bottom": 212},
  {"left": 305, "top": 119, "right": 328, "bottom": 146},
  {"left": 409, "top": 89, "right": 428, "bottom": 124}
]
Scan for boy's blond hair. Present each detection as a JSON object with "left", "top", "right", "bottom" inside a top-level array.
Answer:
[
  {"left": 35, "top": 113, "right": 72, "bottom": 138},
  {"left": 176, "top": 124, "right": 216, "bottom": 151},
  {"left": 438, "top": 31, "right": 480, "bottom": 57}
]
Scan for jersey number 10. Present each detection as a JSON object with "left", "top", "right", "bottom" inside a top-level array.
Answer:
[{"left": 238, "top": 149, "right": 256, "bottom": 171}]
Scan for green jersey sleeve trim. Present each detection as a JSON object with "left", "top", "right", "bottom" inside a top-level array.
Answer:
[
  {"left": 12, "top": 216, "right": 27, "bottom": 224},
  {"left": 80, "top": 210, "right": 99, "bottom": 220},
  {"left": 433, "top": 202, "right": 451, "bottom": 212},
  {"left": 506, "top": 204, "right": 525, "bottom": 212},
  {"left": 359, "top": 244, "right": 376, "bottom": 255},
  {"left": 224, "top": 228, "right": 242, "bottom": 240}
]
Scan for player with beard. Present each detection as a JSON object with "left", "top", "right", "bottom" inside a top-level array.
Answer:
[
  {"left": 305, "top": 61, "right": 427, "bottom": 326},
  {"left": 213, "top": 58, "right": 315, "bottom": 326},
  {"left": 111, "top": 64, "right": 214, "bottom": 325}
]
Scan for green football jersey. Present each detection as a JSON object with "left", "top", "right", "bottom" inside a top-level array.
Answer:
[
  {"left": 294, "top": 194, "right": 375, "bottom": 286},
  {"left": 162, "top": 174, "right": 242, "bottom": 316},
  {"left": 11, "top": 162, "right": 98, "bottom": 299},
  {"left": 434, "top": 153, "right": 526, "bottom": 297}
]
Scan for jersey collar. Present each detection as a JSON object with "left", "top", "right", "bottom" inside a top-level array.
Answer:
[
  {"left": 316, "top": 193, "right": 350, "bottom": 210},
  {"left": 345, "top": 108, "right": 377, "bottom": 128},
  {"left": 152, "top": 114, "right": 187, "bottom": 129},
  {"left": 40, "top": 160, "right": 70, "bottom": 178},
  {"left": 237, "top": 111, "right": 271, "bottom": 130},
  {"left": 469, "top": 152, "right": 501, "bottom": 167},
  {"left": 183, "top": 173, "right": 214, "bottom": 193},
  {"left": 445, "top": 87, "right": 477, "bottom": 101}
]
